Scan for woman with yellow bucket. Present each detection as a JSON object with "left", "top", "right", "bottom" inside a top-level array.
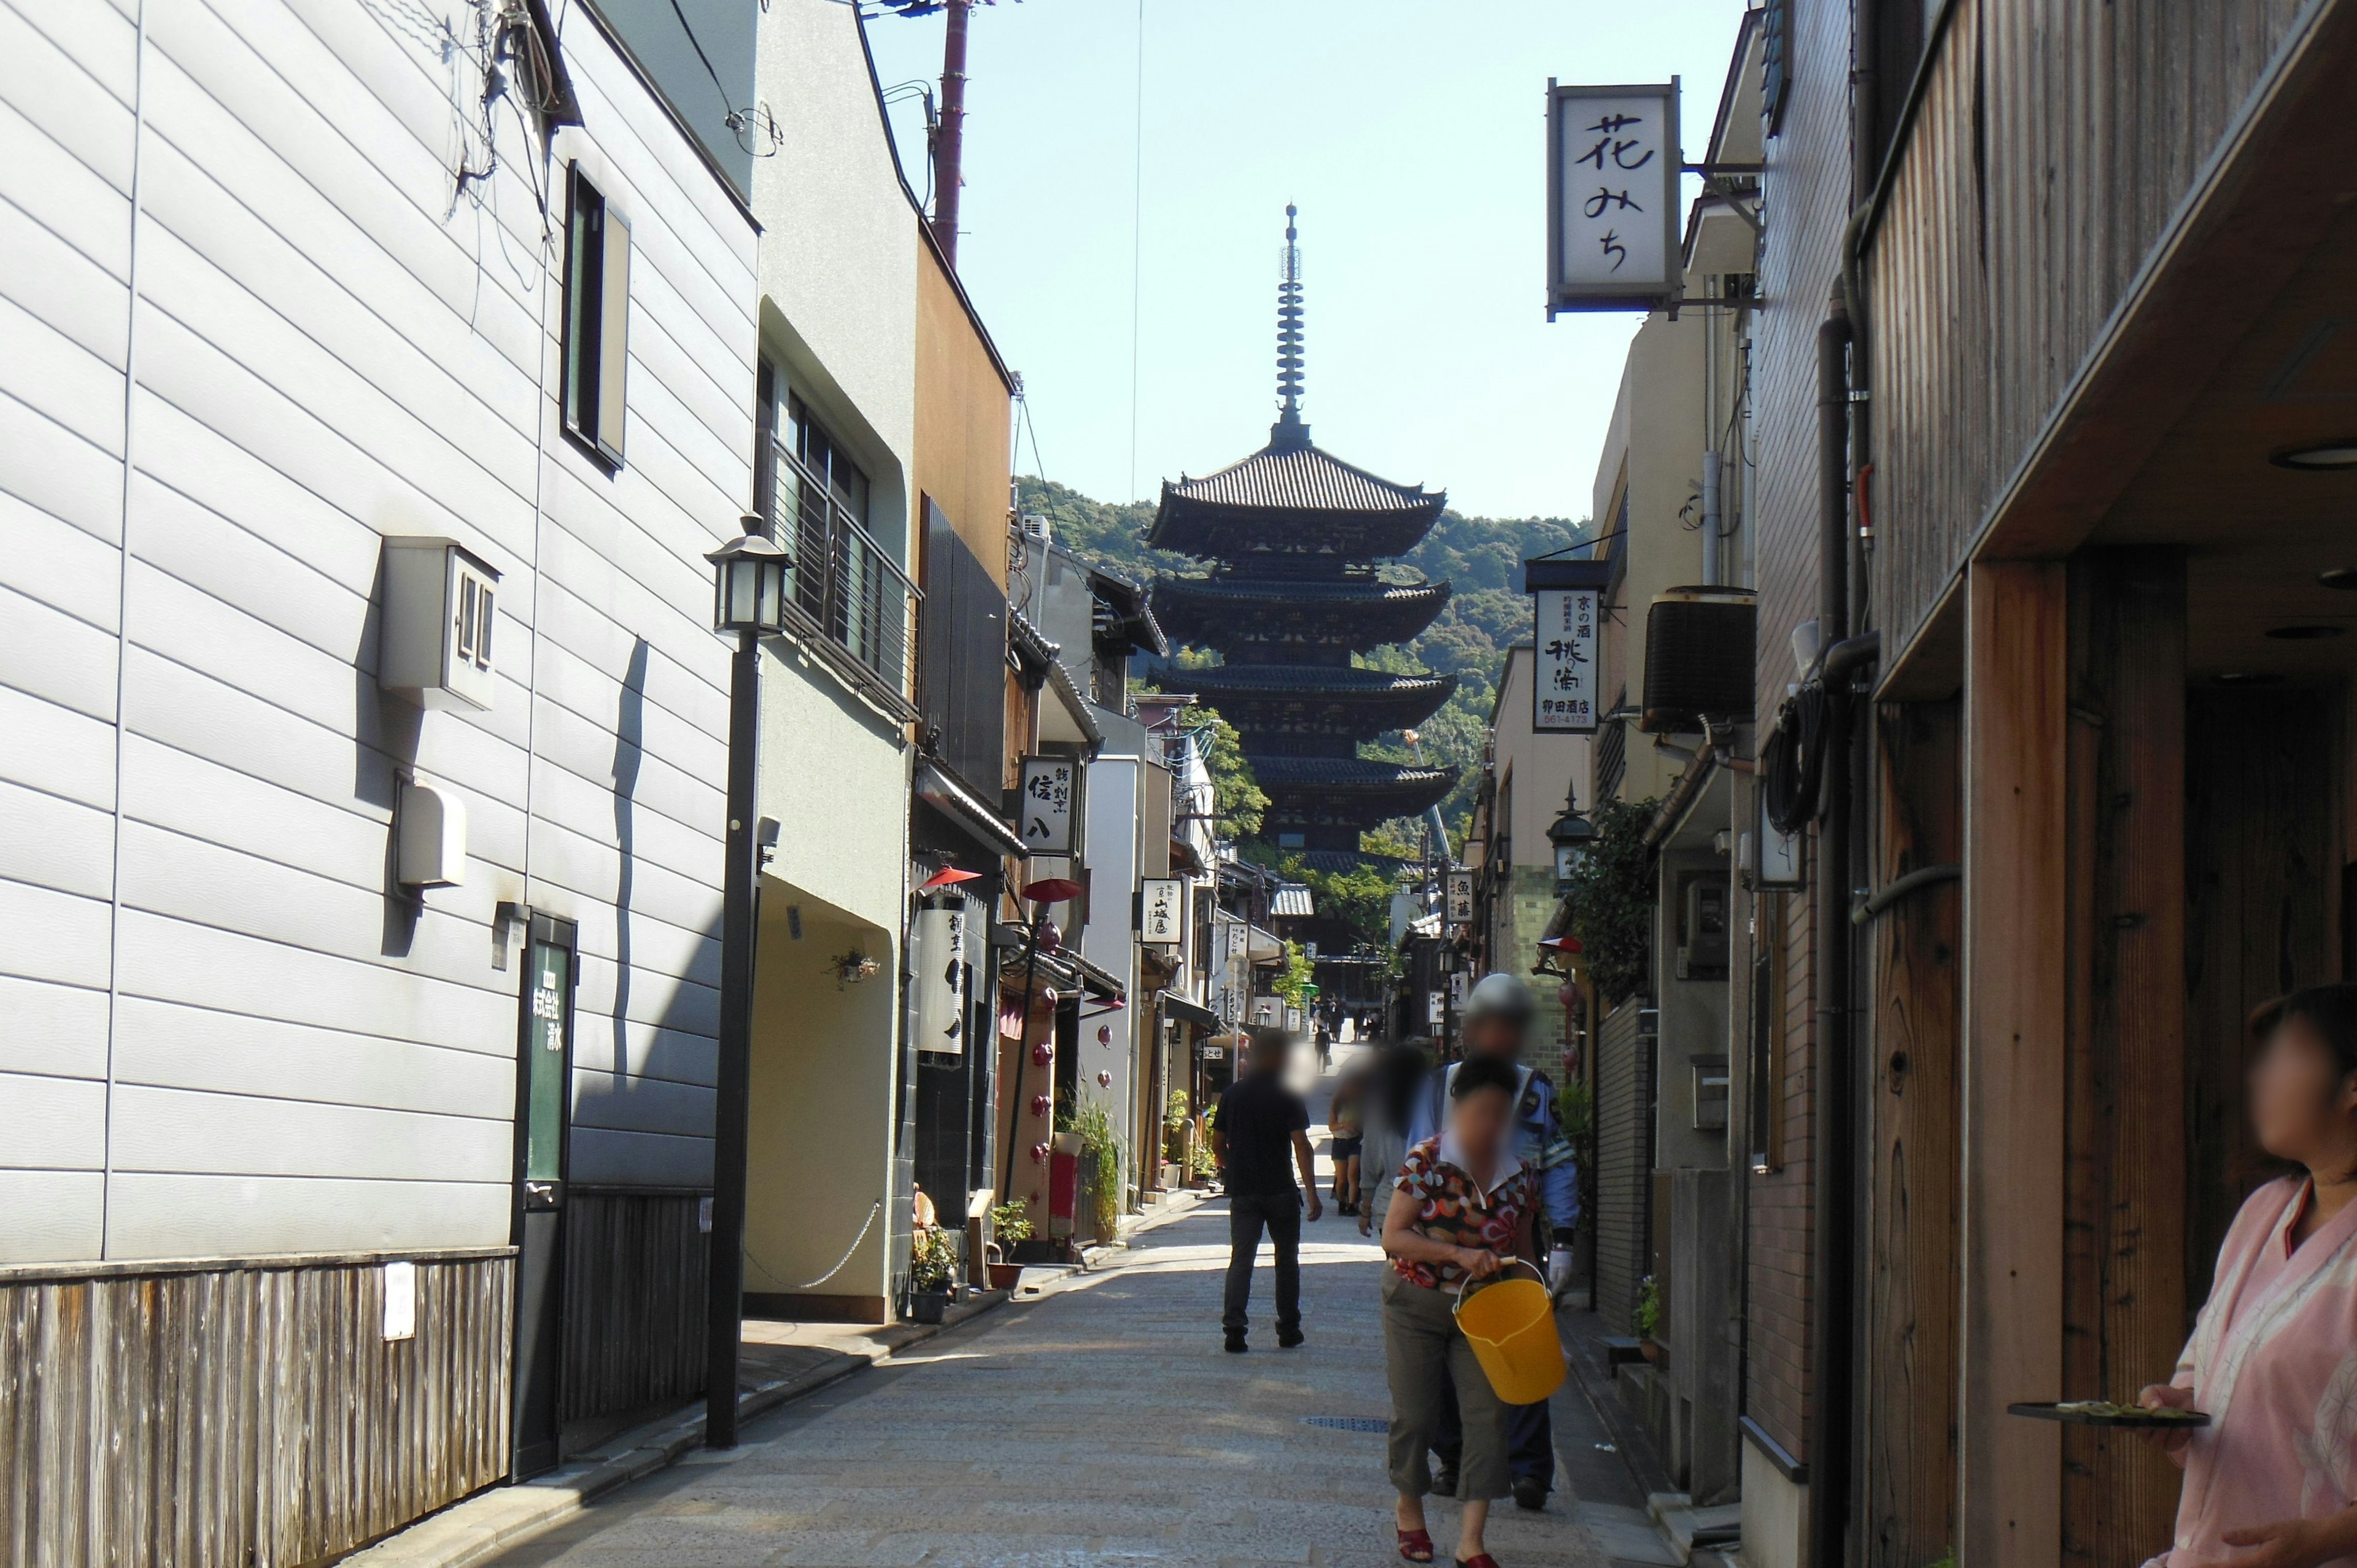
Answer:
[{"left": 1380, "top": 1053, "right": 1563, "bottom": 1568}]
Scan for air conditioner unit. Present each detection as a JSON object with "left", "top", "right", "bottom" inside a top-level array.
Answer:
[
  {"left": 1641, "top": 585, "right": 1756, "bottom": 733},
  {"left": 1020, "top": 512, "right": 1052, "bottom": 546}
]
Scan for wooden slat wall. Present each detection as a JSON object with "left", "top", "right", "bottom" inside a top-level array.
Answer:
[
  {"left": 0, "top": 1254, "right": 509, "bottom": 1568},
  {"left": 2185, "top": 687, "right": 2337, "bottom": 1308},
  {"left": 1868, "top": 0, "right": 2311, "bottom": 656},
  {"left": 560, "top": 1191, "right": 706, "bottom": 1423},
  {"left": 1864, "top": 699, "right": 1962, "bottom": 1568},
  {"left": 1593, "top": 1002, "right": 1655, "bottom": 1335},
  {"left": 2059, "top": 551, "right": 2188, "bottom": 1568}
]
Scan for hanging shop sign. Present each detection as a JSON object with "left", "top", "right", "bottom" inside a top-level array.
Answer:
[
  {"left": 1139, "top": 878, "right": 1184, "bottom": 946},
  {"left": 1546, "top": 79, "right": 1683, "bottom": 315},
  {"left": 910, "top": 901, "right": 969, "bottom": 1058},
  {"left": 1018, "top": 754, "right": 1078, "bottom": 854},
  {"left": 1446, "top": 870, "right": 1475, "bottom": 924},
  {"left": 1527, "top": 558, "right": 1614, "bottom": 733}
]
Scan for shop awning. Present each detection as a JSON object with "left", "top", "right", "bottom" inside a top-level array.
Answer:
[
  {"left": 1158, "top": 991, "right": 1220, "bottom": 1031},
  {"left": 1067, "top": 950, "right": 1126, "bottom": 1002},
  {"left": 916, "top": 762, "right": 1028, "bottom": 861}
]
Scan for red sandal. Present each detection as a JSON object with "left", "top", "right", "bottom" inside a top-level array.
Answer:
[
  {"left": 1454, "top": 1557, "right": 1501, "bottom": 1568},
  {"left": 1396, "top": 1527, "right": 1435, "bottom": 1562}
]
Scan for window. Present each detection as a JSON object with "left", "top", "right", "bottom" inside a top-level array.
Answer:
[
  {"left": 758, "top": 363, "right": 920, "bottom": 706},
  {"left": 563, "top": 164, "right": 630, "bottom": 465},
  {"left": 919, "top": 498, "right": 1008, "bottom": 795}
]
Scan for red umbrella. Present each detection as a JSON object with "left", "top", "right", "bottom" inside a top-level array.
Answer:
[
  {"left": 1538, "top": 935, "right": 1585, "bottom": 955},
  {"left": 918, "top": 865, "right": 983, "bottom": 892},
  {"left": 1022, "top": 877, "right": 1085, "bottom": 904}
]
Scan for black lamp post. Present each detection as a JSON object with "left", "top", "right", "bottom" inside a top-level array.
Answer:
[
  {"left": 1547, "top": 782, "right": 1596, "bottom": 897},
  {"left": 703, "top": 517, "right": 789, "bottom": 1449}
]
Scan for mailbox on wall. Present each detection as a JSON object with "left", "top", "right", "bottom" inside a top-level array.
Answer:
[{"left": 381, "top": 537, "right": 501, "bottom": 711}]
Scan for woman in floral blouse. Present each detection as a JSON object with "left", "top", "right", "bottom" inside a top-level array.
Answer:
[{"left": 1380, "top": 1054, "right": 1540, "bottom": 1568}]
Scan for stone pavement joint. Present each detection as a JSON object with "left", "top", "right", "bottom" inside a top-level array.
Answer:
[
  {"left": 459, "top": 1194, "right": 1618, "bottom": 1568},
  {"left": 347, "top": 1194, "right": 1209, "bottom": 1568}
]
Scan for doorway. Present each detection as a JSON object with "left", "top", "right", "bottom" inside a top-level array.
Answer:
[{"left": 510, "top": 912, "right": 578, "bottom": 1480}]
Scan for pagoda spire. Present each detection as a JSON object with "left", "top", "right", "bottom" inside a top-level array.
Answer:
[{"left": 1272, "top": 203, "right": 1310, "bottom": 452}]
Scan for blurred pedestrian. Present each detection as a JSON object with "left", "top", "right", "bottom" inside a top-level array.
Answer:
[
  {"left": 1407, "top": 974, "right": 1579, "bottom": 1512},
  {"left": 1329, "top": 1066, "right": 1364, "bottom": 1215},
  {"left": 1381, "top": 1053, "right": 1536, "bottom": 1567},
  {"left": 1212, "top": 1029, "right": 1323, "bottom": 1352},
  {"left": 1358, "top": 1038, "right": 1431, "bottom": 1239}
]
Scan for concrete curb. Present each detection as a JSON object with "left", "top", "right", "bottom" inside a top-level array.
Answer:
[{"left": 344, "top": 1290, "right": 1011, "bottom": 1568}]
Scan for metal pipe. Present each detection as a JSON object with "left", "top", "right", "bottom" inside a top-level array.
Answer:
[
  {"left": 705, "top": 627, "right": 763, "bottom": 1448},
  {"left": 1851, "top": 862, "right": 1961, "bottom": 925},
  {"left": 1806, "top": 285, "right": 1861, "bottom": 1568}
]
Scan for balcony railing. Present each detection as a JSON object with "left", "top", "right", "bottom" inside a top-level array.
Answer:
[{"left": 771, "top": 443, "right": 920, "bottom": 716}]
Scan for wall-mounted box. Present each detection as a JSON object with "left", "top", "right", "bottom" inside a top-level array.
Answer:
[
  {"left": 381, "top": 538, "right": 500, "bottom": 711},
  {"left": 398, "top": 776, "right": 467, "bottom": 889}
]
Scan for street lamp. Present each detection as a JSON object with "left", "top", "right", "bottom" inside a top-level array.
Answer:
[
  {"left": 704, "top": 516, "right": 789, "bottom": 1450},
  {"left": 1547, "top": 782, "right": 1596, "bottom": 895}
]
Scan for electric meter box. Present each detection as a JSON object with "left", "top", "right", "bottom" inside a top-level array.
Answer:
[{"left": 380, "top": 538, "right": 500, "bottom": 711}]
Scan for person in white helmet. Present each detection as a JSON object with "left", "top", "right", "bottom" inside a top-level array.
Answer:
[{"left": 1404, "top": 972, "right": 1581, "bottom": 1513}]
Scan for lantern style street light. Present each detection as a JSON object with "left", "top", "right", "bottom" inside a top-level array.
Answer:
[
  {"left": 704, "top": 516, "right": 789, "bottom": 1448},
  {"left": 1547, "top": 782, "right": 1596, "bottom": 895}
]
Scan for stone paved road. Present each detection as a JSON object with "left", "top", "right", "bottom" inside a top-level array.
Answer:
[{"left": 485, "top": 1197, "right": 1617, "bottom": 1567}]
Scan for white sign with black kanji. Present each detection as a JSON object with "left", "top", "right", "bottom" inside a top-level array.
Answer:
[
  {"left": 1018, "top": 755, "right": 1077, "bottom": 853},
  {"left": 1140, "top": 878, "right": 1183, "bottom": 946},
  {"left": 1534, "top": 587, "right": 1601, "bottom": 733}
]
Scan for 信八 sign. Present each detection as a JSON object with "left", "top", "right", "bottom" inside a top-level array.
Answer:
[
  {"left": 1018, "top": 755, "right": 1078, "bottom": 854},
  {"left": 1547, "top": 79, "right": 1682, "bottom": 315}
]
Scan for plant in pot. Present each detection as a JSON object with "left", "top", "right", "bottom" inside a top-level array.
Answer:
[
  {"left": 905, "top": 1227, "right": 959, "bottom": 1324},
  {"left": 1635, "top": 1273, "right": 1663, "bottom": 1362},
  {"left": 983, "top": 1200, "right": 1032, "bottom": 1289}
]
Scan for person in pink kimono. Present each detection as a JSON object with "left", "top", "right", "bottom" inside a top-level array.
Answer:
[{"left": 2140, "top": 984, "right": 2357, "bottom": 1568}]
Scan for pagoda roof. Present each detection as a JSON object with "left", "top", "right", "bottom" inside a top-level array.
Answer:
[
  {"left": 1151, "top": 574, "right": 1451, "bottom": 651},
  {"left": 1248, "top": 755, "right": 1460, "bottom": 820},
  {"left": 1147, "top": 439, "right": 1447, "bottom": 561},
  {"left": 1156, "top": 663, "right": 1457, "bottom": 738}
]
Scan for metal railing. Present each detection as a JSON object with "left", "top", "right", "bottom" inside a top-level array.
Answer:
[{"left": 772, "top": 444, "right": 919, "bottom": 711}]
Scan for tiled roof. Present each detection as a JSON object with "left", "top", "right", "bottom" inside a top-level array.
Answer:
[
  {"left": 1247, "top": 757, "right": 1457, "bottom": 790},
  {"left": 1178, "top": 665, "right": 1455, "bottom": 697},
  {"left": 1152, "top": 576, "right": 1450, "bottom": 608},
  {"left": 1164, "top": 442, "right": 1440, "bottom": 514},
  {"left": 1271, "top": 883, "right": 1316, "bottom": 918}
]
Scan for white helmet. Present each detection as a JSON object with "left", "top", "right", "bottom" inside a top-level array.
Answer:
[{"left": 1464, "top": 972, "right": 1535, "bottom": 1025}]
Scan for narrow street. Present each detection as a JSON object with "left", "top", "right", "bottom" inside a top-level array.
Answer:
[{"left": 483, "top": 1084, "right": 1622, "bottom": 1568}]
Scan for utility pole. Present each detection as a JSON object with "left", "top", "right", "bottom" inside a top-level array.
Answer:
[{"left": 929, "top": 0, "right": 970, "bottom": 263}]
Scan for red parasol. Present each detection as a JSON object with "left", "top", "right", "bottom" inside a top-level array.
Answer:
[
  {"left": 918, "top": 865, "right": 983, "bottom": 892},
  {"left": 1022, "top": 877, "right": 1085, "bottom": 904}
]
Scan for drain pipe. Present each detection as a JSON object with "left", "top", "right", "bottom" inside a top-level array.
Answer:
[{"left": 1807, "top": 282, "right": 1865, "bottom": 1568}]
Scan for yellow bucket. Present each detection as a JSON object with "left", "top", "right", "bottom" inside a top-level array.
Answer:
[{"left": 1453, "top": 1261, "right": 1566, "bottom": 1405}]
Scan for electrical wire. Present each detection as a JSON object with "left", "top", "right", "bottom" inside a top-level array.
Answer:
[{"left": 665, "top": 0, "right": 739, "bottom": 119}]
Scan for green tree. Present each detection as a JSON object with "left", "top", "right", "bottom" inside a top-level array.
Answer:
[
  {"left": 1179, "top": 706, "right": 1267, "bottom": 840},
  {"left": 1564, "top": 795, "right": 1660, "bottom": 1007}
]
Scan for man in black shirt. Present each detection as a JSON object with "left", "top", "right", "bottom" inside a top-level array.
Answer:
[{"left": 1212, "top": 1029, "right": 1322, "bottom": 1352}]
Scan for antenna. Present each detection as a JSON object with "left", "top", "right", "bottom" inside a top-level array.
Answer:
[{"left": 1272, "top": 203, "right": 1310, "bottom": 451}]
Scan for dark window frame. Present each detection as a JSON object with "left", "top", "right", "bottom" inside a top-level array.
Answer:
[{"left": 562, "top": 163, "right": 630, "bottom": 468}]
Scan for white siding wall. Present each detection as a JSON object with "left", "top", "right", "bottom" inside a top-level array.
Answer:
[{"left": 0, "top": 0, "right": 756, "bottom": 1264}]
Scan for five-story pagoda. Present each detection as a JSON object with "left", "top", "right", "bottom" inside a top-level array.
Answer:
[{"left": 1148, "top": 207, "right": 1458, "bottom": 865}]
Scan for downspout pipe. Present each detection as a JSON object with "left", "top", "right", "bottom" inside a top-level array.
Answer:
[{"left": 1807, "top": 285, "right": 1867, "bottom": 1568}]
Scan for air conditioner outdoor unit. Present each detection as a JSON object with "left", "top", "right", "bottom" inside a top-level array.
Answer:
[
  {"left": 1642, "top": 585, "right": 1756, "bottom": 733},
  {"left": 1020, "top": 512, "right": 1052, "bottom": 546}
]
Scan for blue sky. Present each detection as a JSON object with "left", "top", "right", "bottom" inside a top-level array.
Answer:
[{"left": 864, "top": 0, "right": 1753, "bottom": 522}]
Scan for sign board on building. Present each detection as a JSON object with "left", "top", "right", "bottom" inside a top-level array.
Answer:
[
  {"left": 1426, "top": 989, "right": 1446, "bottom": 1027},
  {"left": 910, "top": 902, "right": 969, "bottom": 1058},
  {"left": 1527, "top": 557, "right": 1614, "bottom": 733},
  {"left": 1446, "top": 870, "right": 1474, "bottom": 923},
  {"left": 1546, "top": 79, "right": 1683, "bottom": 315},
  {"left": 1018, "top": 755, "right": 1078, "bottom": 853},
  {"left": 1285, "top": 1005, "right": 1303, "bottom": 1033},
  {"left": 1139, "top": 878, "right": 1184, "bottom": 945}
]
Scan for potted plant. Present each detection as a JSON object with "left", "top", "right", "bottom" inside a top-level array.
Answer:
[
  {"left": 905, "top": 1227, "right": 958, "bottom": 1324},
  {"left": 1635, "top": 1273, "right": 1663, "bottom": 1362},
  {"left": 983, "top": 1200, "right": 1031, "bottom": 1289}
]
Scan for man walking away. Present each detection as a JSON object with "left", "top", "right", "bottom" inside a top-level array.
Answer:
[
  {"left": 1407, "top": 973, "right": 1581, "bottom": 1511},
  {"left": 1213, "top": 1029, "right": 1323, "bottom": 1352}
]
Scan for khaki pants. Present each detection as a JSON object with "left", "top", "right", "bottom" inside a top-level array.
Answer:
[{"left": 1381, "top": 1269, "right": 1511, "bottom": 1500}]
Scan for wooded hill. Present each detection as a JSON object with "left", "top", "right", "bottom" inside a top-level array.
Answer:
[{"left": 1017, "top": 476, "right": 1589, "bottom": 846}]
